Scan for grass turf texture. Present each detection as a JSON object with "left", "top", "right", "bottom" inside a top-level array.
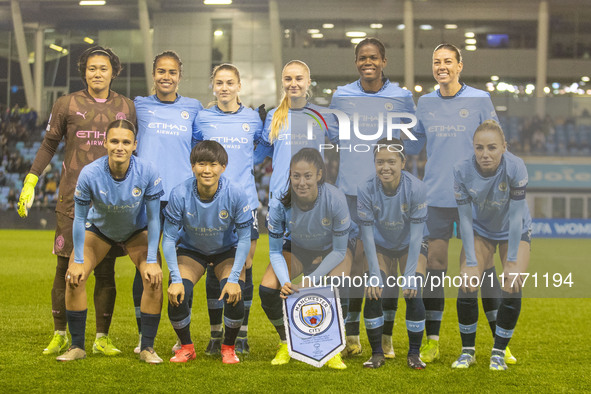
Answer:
[{"left": 0, "top": 229, "right": 589, "bottom": 392}]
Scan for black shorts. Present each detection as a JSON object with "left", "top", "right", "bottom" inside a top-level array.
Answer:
[
  {"left": 427, "top": 206, "right": 461, "bottom": 240},
  {"left": 376, "top": 240, "right": 429, "bottom": 259},
  {"left": 177, "top": 247, "right": 236, "bottom": 270},
  {"left": 476, "top": 230, "right": 532, "bottom": 252},
  {"left": 284, "top": 239, "right": 356, "bottom": 277},
  {"left": 86, "top": 223, "right": 146, "bottom": 248}
]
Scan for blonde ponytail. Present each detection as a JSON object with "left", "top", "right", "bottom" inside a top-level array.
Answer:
[{"left": 270, "top": 93, "right": 290, "bottom": 143}]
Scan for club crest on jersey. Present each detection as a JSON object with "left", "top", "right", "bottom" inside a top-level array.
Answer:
[
  {"left": 401, "top": 203, "right": 409, "bottom": 212},
  {"left": 384, "top": 102, "right": 394, "bottom": 111},
  {"left": 181, "top": 111, "right": 189, "bottom": 120},
  {"left": 219, "top": 209, "right": 229, "bottom": 219},
  {"left": 459, "top": 109, "right": 469, "bottom": 118},
  {"left": 292, "top": 294, "right": 333, "bottom": 335},
  {"left": 154, "top": 177, "right": 161, "bottom": 186},
  {"left": 242, "top": 123, "right": 250, "bottom": 132},
  {"left": 75, "top": 188, "right": 81, "bottom": 197},
  {"left": 498, "top": 182, "right": 508, "bottom": 192},
  {"left": 321, "top": 217, "right": 331, "bottom": 226},
  {"left": 116, "top": 112, "right": 127, "bottom": 120},
  {"left": 132, "top": 187, "right": 142, "bottom": 197}
]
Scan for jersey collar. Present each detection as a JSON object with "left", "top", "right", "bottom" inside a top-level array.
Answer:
[
  {"left": 356, "top": 77, "right": 390, "bottom": 94},
  {"left": 215, "top": 104, "right": 244, "bottom": 114},
  {"left": 153, "top": 93, "right": 180, "bottom": 104},
  {"left": 436, "top": 83, "right": 467, "bottom": 99},
  {"left": 377, "top": 174, "right": 402, "bottom": 197},
  {"left": 193, "top": 176, "right": 224, "bottom": 202},
  {"left": 472, "top": 154, "right": 505, "bottom": 178},
  {"left": 105, "top": 155, "right": 135, "bottom": 182}
]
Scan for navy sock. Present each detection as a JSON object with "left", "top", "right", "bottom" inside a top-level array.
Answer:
[
  {"left": 382, "top": 272, "right": 398, "bottom": 336},
  {"left": 481, "top": 267, "right": 501, "bottom": 337},
  {"left": 457, "top": 288, "right": 479, "bottom": 348},
  {"left": 140, "top": 312, "right": 161, "bottom": 351},
  {"left": 221, "top": 279, "right": 245, "bottom": 346},
  {"left": 423, "top": 269, "right": 446, "bottom": 337},
  {"left": 364, "top": 297, "right": 383, "bottom": 354},
  {"left": 338, "top": 286, "right": 349, "bottom": 322},
  {"left": 206, "top": 266, "right": 223, "bottom": 338},
  {"left": 67, "top": 309, "right": 87, "bottom": 349},
  {"left": 259, "top": 285, "right": 286, "bottom": 341},
  {"left": 346, "top": 297, "right": 363, "bottom": 336},
  {"left": 239, "top": 267, "right": 253, "bottom": 338},
  {"left": 133, "top": 268, "right": 143, "bottom": 334},
  {"left": 494, "top": 290, "right": 522, "bottom": 351},
  {"left": 168, "top": 278, "right": 194, "bottom": 345},
  {"left": 406, "top": 275, "right": 425, "bottom": 354}
]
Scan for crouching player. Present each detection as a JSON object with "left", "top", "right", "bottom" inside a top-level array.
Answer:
[
  {"left": 59, "top": 119, "right": 164, "bottom": 363},
  {"left": 259, "top": 148, "right": 353, "bottom": 370},
  {"left": 357, "top": 138, "right": 428, "bottom": 369},
  {"left": 162, "top": 141, "right": 250, "bottom": 365},
  {"left": 453, "top": 120, "right": 531, "bottom": 371}
]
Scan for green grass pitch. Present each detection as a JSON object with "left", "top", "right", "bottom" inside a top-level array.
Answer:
[{"left": 0, "top": 229, "right": 589, "bottom": 392}]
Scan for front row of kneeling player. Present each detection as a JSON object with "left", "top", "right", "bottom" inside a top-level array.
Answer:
[{"left": 60, "top": 119, "right": 529, "bottom": 371}]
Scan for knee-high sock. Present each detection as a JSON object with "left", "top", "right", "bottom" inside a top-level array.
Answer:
[
  {"left": 259, "top": 285, "right": 286, "bottom": 341},
  {"left": 168, "top": 279, "right": 194, "bottom": 345},
  {"left": 51, "top": 256, "right": 69, "bottom": 331},
  {"left": 239, "top": 267, "right": 253, "bottom": 339},
  {"left": 382, "top": 271, "right": 398, "bottom": 336},
  {"left": 364, "top": 297, "right": 383, "bottom": 354},
  {"left": 346, "top": 297, "right": 363, "bottom": 336},
  {"left": 132, "top": 268, "right": 143, "bottom": 334},
  {"left": 67, "top": 309, "right": 87, "bottom": 349},
  {"left": 220, "top": 278, "right": 245, "bottom": 346},
  {"left": 494, "top": 290, "right": 522, "bottom": 351},
  {"left": 405, "top": 276, "right": 426, "bottom": 355},
  {"left": 140, "top": 312, "right": 161, "bottom": 351},
  {"left": 423, "top": 269, "right": 446, "bottom": 338},
  {"left": 457, "top": 288, "right": 479, "bottom": 348},
  {"left": 206, "top": 266, "right": 223, "bottom": 338},
  {"left": 481, "top": 267, "right": 501, "bottom": 337},
  {"left": 93, "top": 256, "right": 116, "bottom": 334}
]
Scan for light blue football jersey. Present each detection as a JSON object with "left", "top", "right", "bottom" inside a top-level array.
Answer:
[
  {"left": 194, "top": 105, "right": 263, "bottom": 209},
  {"left": 74, "top": 155, "right": 164, "bottom": 242},
  {"left": 135, "top": 94, "right": 203, "bottom": 201},
  {"left": 330, "top": 79, "right": 416, "bottom": 196},
  {"left": 357, "top": 171, "right": 428, "bottom": 250},
  {"left": 164, "top": 176, "right": 252, "bottom": 255},
  {"left": 259, "top": 103, "right": 339, "bottom": 206},
  {"left": 454, "top": 151, "right": 532, "bottom": 240},
  {"left": 267, "top": 183, "right": 350, "bottom": 251},
  {"left": 407, "top": 85, "right": 498, "bottom": 207}
]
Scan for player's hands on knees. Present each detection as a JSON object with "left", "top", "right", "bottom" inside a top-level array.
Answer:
[
  {"left": 460, "top": 265, "right": 480, "bottom": 293},
  {"left": 144, "top": 263, "right": 163, "bottom": 290},
  {"left": 167, "top": 282, "right": 185, "bottom": 307},
  {"left": 365, "top": 286, "right": 383, "bottom": 300},
  {"left": 403, "top": 288, "right": 417, "bottom": 299},
  {"left": 66, "top": 263, "right": 85, "bottom": 288},
  {"left": 502, "top": 261, "right": 523, "bottom": 293},
  {"left": 280, "top": 282, "right": 298, "bottom": 299},
  {"left": 220, "top": 282, "right": 242, "bottom": 306}
]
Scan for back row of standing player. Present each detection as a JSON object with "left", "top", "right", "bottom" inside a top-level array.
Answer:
[{"left": 19, "top": 38, "right": 530, "bottom": 370}]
